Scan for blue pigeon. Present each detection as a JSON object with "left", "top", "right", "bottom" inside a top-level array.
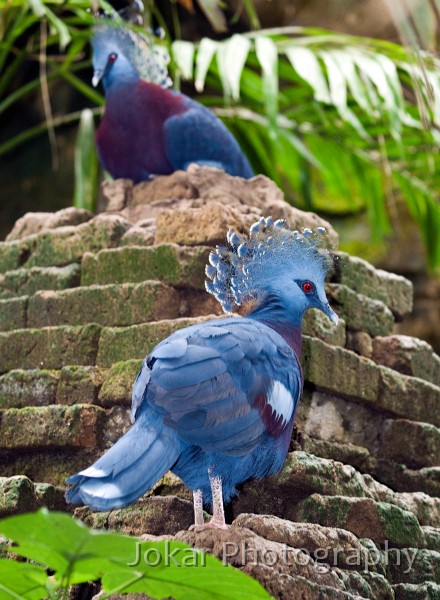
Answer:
[
  {"left": 66, "top": 218, "right": 338, "bottom": 529},
  {"left": 91, "top": 25, "right": 253, "bottom": 182}
]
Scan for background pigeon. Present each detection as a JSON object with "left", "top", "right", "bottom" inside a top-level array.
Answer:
[{"left": 91, "top": 25, "right": 253, "bottom": 182}]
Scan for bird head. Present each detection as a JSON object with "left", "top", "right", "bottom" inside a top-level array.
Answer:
[
  {"left": 91, "top": 25, "right": 172, "bottom": 91},
  {"left": 205, "top": 217, "right": 338, "bottom": 325}
]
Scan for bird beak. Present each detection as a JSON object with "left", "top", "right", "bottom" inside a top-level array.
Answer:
[
  {"left": 321, "top": 302, "right": 339, "bottom": 325},
  {"left": 92, "top": 69, "right": 103, "bottom": 88}
]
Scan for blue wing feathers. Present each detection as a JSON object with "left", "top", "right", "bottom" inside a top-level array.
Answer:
[
  {"left": 66, "top": 315, "right": 302, "bottom": 510},
  {"left": 65, "top": 411, "right": 181, "bottom": 511}
]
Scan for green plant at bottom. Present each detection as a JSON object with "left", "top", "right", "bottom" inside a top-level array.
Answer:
[{"left": 0, "top": 508, "right": 270, "bottom": 599}]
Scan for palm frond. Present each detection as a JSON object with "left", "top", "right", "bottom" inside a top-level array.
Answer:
[{"left": 171, "top": 27, "right": 440, "bottom": 270}]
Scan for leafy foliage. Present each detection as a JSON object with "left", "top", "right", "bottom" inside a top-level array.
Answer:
[
  {"left": 0, "top": 508, "right": 270, "bottom": 599},
  {"left": 2, "top": 1, "right": 440, "bottom": 270},
  {"left": 171, "top": 28, "right": 440, "bottom": 270}
]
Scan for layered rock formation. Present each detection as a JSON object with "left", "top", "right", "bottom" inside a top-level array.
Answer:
[{"left": 0, "top": 166, "right": 439, "bottom": 599}]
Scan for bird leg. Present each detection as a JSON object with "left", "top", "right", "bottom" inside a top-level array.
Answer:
[
  {"left": 190, "top": 472, "right": 228, "bottom": 531},
  {"left": 208, "top": 473, "right": 228, "bottom": 530},
  {"left": 193, "top": 489, "right": 204, "bottom": 528}
]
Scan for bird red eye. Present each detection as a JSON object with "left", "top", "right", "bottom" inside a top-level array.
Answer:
[
  {"left": 302, "top": 282, "right": 313, "bottom": 293},
  {"left": 108, "top": 53, "right": 117, "bottom": 64}
]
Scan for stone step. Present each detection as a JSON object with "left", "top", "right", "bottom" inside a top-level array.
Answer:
[
  {"left": 28, "top": 281, "right": 180, "bottom": 329},
  {"left": 388, "top": 550, "right": 440, "bottom": 585},
  {"left": 303, "top": 336, "right": 440, "bottom": 428},
  {"left": 372, "top": 335, "right": 440, "bottom": 388},
  {"left": 81, "top": 243, "right": 209, "bottom": 289},
  {"left": 0, "top": 264, "right": 81, "bottom": 300},
  {"left": 0, "top": 405, "right": 106, "bottom": 451},
  {"left": 96, "top": 316, "right": 213, "bottom": 367},
  {"left": 0, "top": 475, "right": 67, "bottom": 517},
  {"left": 332, "top": 252, "right": 413, "bottom": 320},
  {"left": 0, "top": 324, "right": 101, "bottom": 374},
  {"left": 0, "top": 366, "right": 107, "bottom": 409},
  {"left": 0, "top": 281, "right": 181, "bottom": 331},
  {"left": 326, "top": 283, "right": 395, "bottom": 338},
  {"left": 294, "top": 494, "right": 425, "bottom": 548},
  {"left": 0, "top": 318, "right": 207, "bottom": 374},
  {"left": 0, "top": 214, "right": 131, "bottom": 274}
]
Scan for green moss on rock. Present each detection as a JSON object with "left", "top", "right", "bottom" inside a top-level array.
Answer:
[
  {"left": 96, "top": 316, "right": 214, "bottom": 366},
  {"left": 0, "top": 404, "right": 106, "bottom": 450},
  {"left": 27, "top": 281, "right": 180, "bottom": 328},
  {"left": 0, "top": 264, "right": 81, "bottom": 300},
  {"left": 0, "top": 296, "right": 27, "bottom": 331},
  {"left": 98, "top": 359, "right": 142, "bottom": 406},
  {"left": 302, "top": 336, "right": 380, "bottom": 403},
  {"left": 0, "top": 324, "right": 101, "bottom": 373},
  {"left": 56, "top": 366, "right": 106, "bottom": 405},
  {"left": 0, "top": 475, "right": 66, "bottom": 517},
  {"left": 326, "top": 283, "right": 395, "bottom": 337}
]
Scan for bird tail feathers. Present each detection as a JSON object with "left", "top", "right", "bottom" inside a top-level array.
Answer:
[{"left": 65, "top": 412, "right": 180, "bottom": 511}]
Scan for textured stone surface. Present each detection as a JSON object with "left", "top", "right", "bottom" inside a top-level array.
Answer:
[
  {"left": 378, "top": 419, "right": 440, "bottom": 469},
  {"left": 302, "top": 309, "right": 346, "bottom": 347},
  {"left": 56, "top": 366, "right": 105, "bottom": 406},
  {"left": 155, "top": 201, "right": 252, "bottom": 246},
  {"left": 0, "top": 476, "right": 67, "bottom": 517},
  {"left": 294, "top": 495, "right": 425, "bottom": 548},
  {"left": 326, "top": 283, "right": 395, "bottom": 337},
  {"left": 0, "top": 324, "right": 101, "bottom": 373},
  {"left": 378, "top": 368, "right": 440, "bottom": 427},
  {"left": 234, "top": 513, "right": 371, "bottom": 570},
  {"left": 0, "top": 264, "right": 81, "bottom": 300},
  {"left": 1, "top": 168, "right": 439, "bottom": 598},
  {"left": 298, "top": 391, "right": 382, "bottom": 451},
  {"left": 0, "top": 405, "right": 105, "bottom": 449},
  {"left": 96, "top": 316, "right": 213, "bottom": 366},
  {"left": 232, "top": 451, "right": 372, "bottom": 522},
  {"left": 81, "top": 244, "right": 209, "bottom": 289},
  {"left": 175, "top": 524, "right": 363, "bottom": 598},
  {"left": 389, "top": 549, "right": 440, "bottom": 585},
  {"left": 0, "top": 296, "right": 27, "bottom": 331},
  {"left": 373, "top": 335, "right": 440, "bottom": 386},
  {"left": 0, "top": 215, "right": 131, "bottom": 273},
  {"left": 346, "top": 330, "right": 373, "bottom": 358},
  {"left": 302, "top": 336, "right": 440, "bottom": 425},
  {"left": 98, "top": 360, "right": 141, "bottom": 406},
  {"left": 5, "top": 207, "right": 93, "bottom": 241},
  {"left": 333, "top": 252, "right": 413, "bottom": 319},
  {"left": 302, "top": 336, "right": 380, "bottom": 403},
  {"left": 393, "top": 583, "right": 440, "bottom": 600},
  {"left": 0, "top": 369, "right": 59, "bottom": 409},
  {"left": 76, "top": 496, "right": 194, "bottom": 536},
  {"left": 27, "top": 281, "right": 180, "bottom": 328},
  {"left": 0, "top": 240, "right": 24, "bottom": 274}
]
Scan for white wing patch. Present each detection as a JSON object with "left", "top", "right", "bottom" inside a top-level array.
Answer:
[{"left": 268, "top": 380, "right": 295, "bottom": 426}]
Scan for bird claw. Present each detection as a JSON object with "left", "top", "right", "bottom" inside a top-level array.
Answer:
[{"left": 190, "top": 520, "right": 229, "bottom": 532}]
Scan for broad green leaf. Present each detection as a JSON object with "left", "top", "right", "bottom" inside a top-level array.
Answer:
[
  {"left": 172, "top": 40, "right": 195, "bottom": 80},
  {"left": 0, "top": 509, "right": 138, "bottom": 585},
  {"left": 284, "top": 46, "right": 331, "bottom": 104},
  {"left": 195, "top": 37, "right": 218, "bottom": 92},
  {"left": 101, "top": 540, "right": 271, "bottom": 600},
  {"left": 0, "top": 559, "right": 48, "bottom": 600}
]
